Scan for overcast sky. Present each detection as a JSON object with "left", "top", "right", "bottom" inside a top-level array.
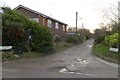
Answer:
[{"left": 0, "top": 0, "right": 119, "bottom": 32}]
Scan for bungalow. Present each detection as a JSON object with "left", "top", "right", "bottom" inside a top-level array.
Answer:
[{"left": 14, "top": 5, "right": 68, "bottom": 36}]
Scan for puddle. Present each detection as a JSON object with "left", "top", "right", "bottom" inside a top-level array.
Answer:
[
  {"left": 68, "top": 72, "right": 74, "bottom": 74},
  {"left": 49, "top": 65, "right": 65, "bottom": 70},
  {"left": 84, "top": 73, "right": 98, "bottom": 77},
  {"left": 70, "top": 64, "right": 75, "bottom": 67},
  {"left": 87, "top": 45, "right": 93, "bottom": 48},
  {"left": 59, "top": 57, "right": 97, "bottom": 77},
  {"left": 59, "top": 68, "right": 68, "bottom": 73},
  {"left": 46, "top": 65, "right": 66, "bottom": 72},
  {"left": 77, "top": 58, "right": 88, "bottom": 64},
  {"left": 77, "top": 59, "right": 82, "bottom": 61},
  {"left": 76, "top": 72, "right": 82, "bottom": 74},
  {"left": 59, "top": 68, "right": 98, "bottom": 77},
  {"left": 83, "top": 60, "right": 87, "bottom": 63},
  {"left": 59, "top": 67, "right": 75, "bottom": 74}
]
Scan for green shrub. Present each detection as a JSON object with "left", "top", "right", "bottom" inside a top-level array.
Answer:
[
  {"left": 65, "top": 35, "right": 82, "bottom": 44},
  {"left": 105, "top": 33, "right": 119, "bottom": 48},
  {"left": 94, "top": 35, "right": 105, "bottom": 44},
  {"left": 31, "top": 25, "right": 54, "bottom": 53},
  {"left": 54, "top": 35, "right": 62, "bottom": 43},
  {"left": 86, "top": 35, "right": 91, "bottom": 40},
  {"left": 66, "top": 36, "right": 77, "bottom": 43},
  {"left": 2, "top": 7, "right": 33, "bottom": 47}
]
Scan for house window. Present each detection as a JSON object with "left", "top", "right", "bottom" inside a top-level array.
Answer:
[
  {"left": 30, "top": 18, "right": 39, "bottom": 22},
  {"left": 47, "top": 19, "right": 52, "bottom": 28},
  {"left": 63, "top": 25, "right": 66, "bottom": 31},
  {"left": 43, "top": 18, "right": 45, "bottom": 25},
  {"left": 55, "top": 22, "right": 58, "bottom": 29}
]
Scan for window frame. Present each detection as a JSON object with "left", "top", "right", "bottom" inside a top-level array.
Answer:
[
  {"left": 62, "top": 25, "right": 66, "bottom": 31},
  {"left": 47, "top": 19, "right": 52, "bottom": 28},
  {"left": 30, "top": 18, "right": 39, "bottom": 22},
  {"left": 55, "top": 22, "right": 59, "bottom": 29}
]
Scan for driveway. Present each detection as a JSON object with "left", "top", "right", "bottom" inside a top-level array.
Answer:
[{"left": 2, "top": 39, "right": 118, "bottom": 78}]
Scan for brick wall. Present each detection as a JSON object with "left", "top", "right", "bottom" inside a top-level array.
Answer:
[
  {"left": 17, "top": 8, "right": 39, "bottom": 18},
  {"left": 16, "top": 7, "right": 67, "bottom": 36}
]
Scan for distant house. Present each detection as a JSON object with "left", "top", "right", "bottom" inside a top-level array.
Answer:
[{"left": 14, "top": 5, "right": 67, "bottom": 36}]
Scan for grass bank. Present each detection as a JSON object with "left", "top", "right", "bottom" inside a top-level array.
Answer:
[
  {"left": 54, "top": 42, "right": 73, "bottom": 52},
  {"left": 92, "top": 44, "right": 119, "bottom": 63},
  {"left": 2, "top": 42, "right": 73, "bottom": 62}
]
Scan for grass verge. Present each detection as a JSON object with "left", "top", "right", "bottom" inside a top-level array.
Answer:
[
  {"left": 92, "top": 44, "right": 119, "bottom": 63},
  {"left": 2, "top": 42, "right": 73, "bottom": 62},
  {"left": 2, "top": 51, "right": 44, "bottom": 62},
  {"left": 54, "top": 42, "right": 73, "bottom": 52}
]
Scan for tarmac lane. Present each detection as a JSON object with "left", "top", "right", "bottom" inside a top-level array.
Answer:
[{"left": 2, "top": 39, "right": 118, "bottom": 78}]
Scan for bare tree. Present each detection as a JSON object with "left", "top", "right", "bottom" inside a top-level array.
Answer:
[{"left": 102, "top": 2, "right": 119, "bottom": 33}]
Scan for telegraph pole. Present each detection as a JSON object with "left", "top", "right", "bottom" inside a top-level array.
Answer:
[
  {"left": 118, "top": 1, "right": 120, "bottom": 53},
  {"left": 76, "top": 12, "right": 78, "bottom": 33}
]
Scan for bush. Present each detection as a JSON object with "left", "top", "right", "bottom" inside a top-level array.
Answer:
[
  {"left": 31, "top": 25, "right": 54, "bottom": 53},
  {"left": 94, "top": 35, "right": 105, "bottom": 44},
  {"left": 66, "top": 36, "right": 78, "bottom": 43},
  {"left": 86, "top": 35, "right": 91, "bottom": 40},
  {"left": 65, "top": 35, "right": 82, "bottom": 44},
  {"left": 2, "top": 7, "right": 34, "bottom": 51},
  {"left": 54, "top": 35, "right": 62, "bottom": 43},
  {"left": 105, "top": 33, "right": 119, "bottom": 48}
]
